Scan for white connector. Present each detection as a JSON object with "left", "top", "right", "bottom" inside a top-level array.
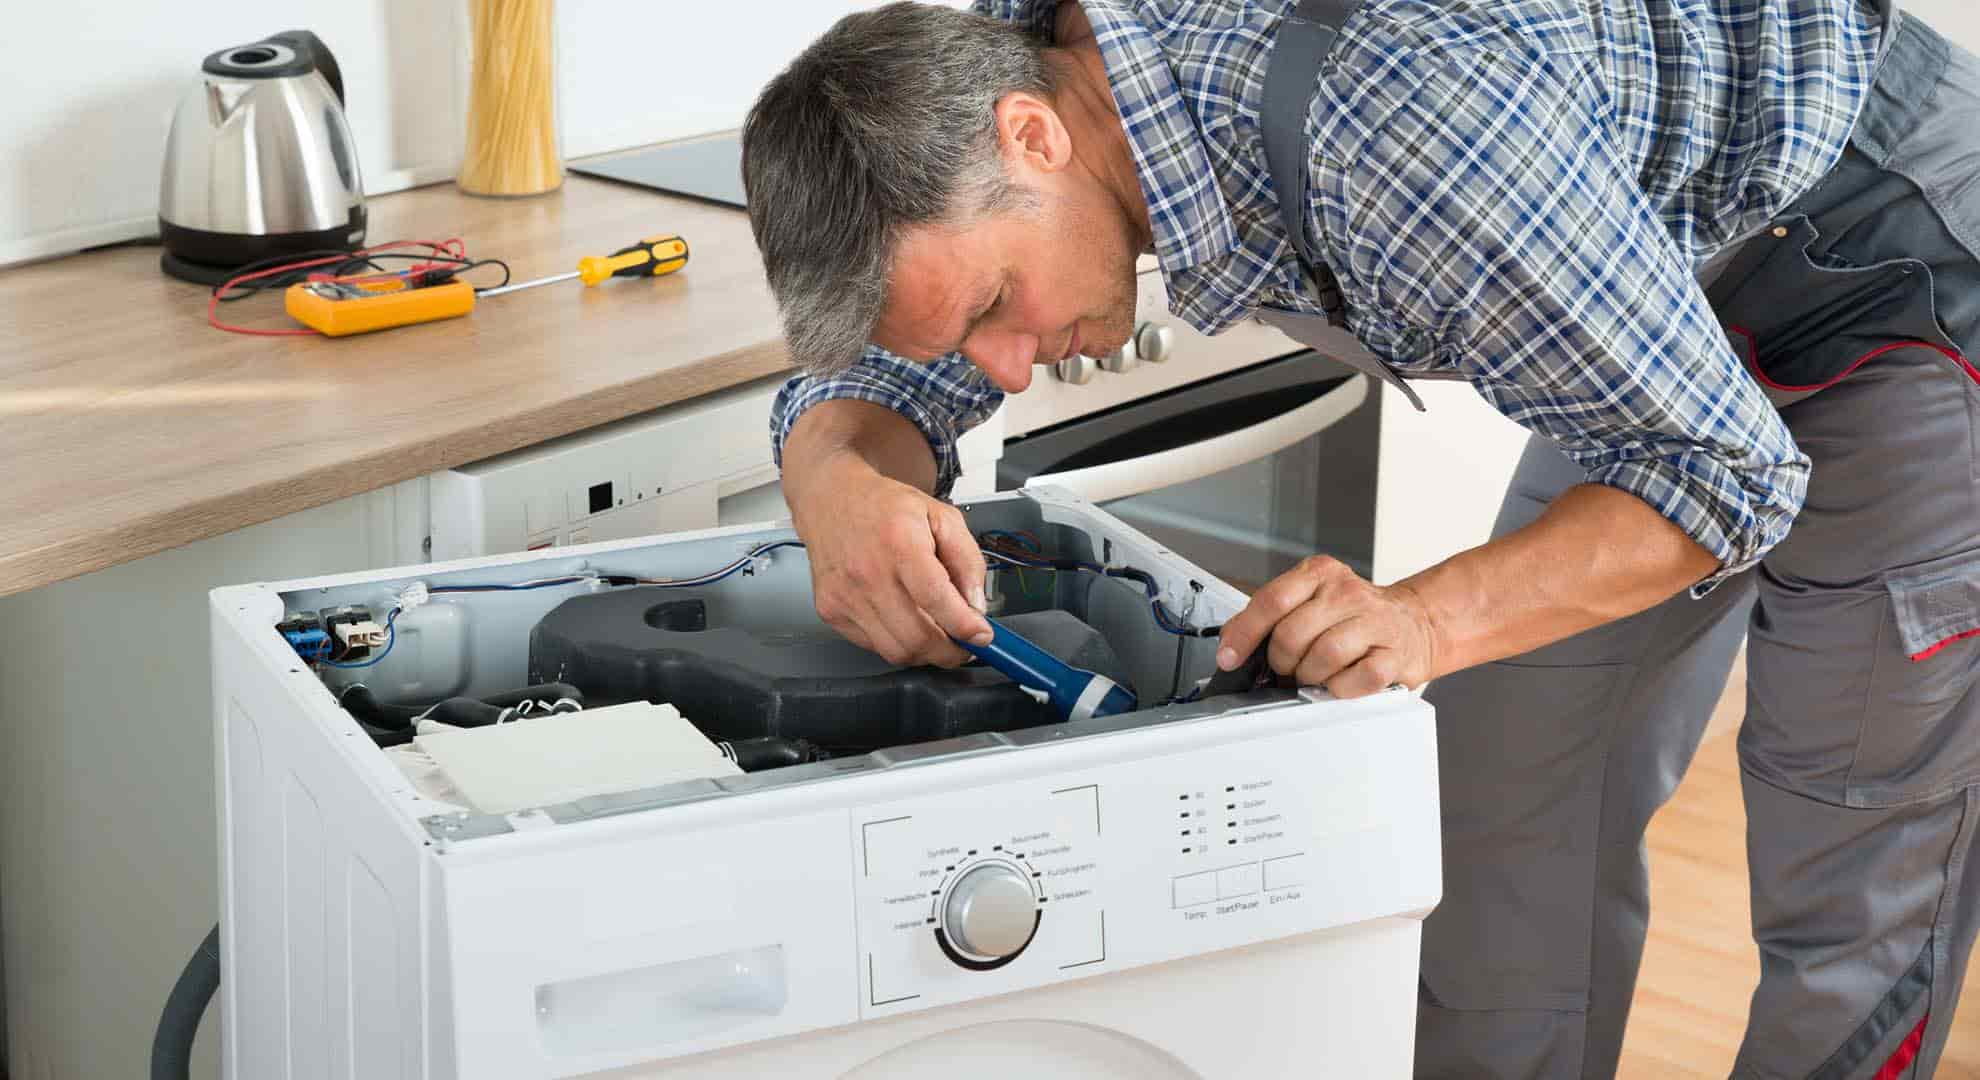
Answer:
[
  {"left": 396, "top": 581, "right": 430, "bottom": 611},
  {"left": 335, "top": 620, "right": 388, "bottom": 650}
]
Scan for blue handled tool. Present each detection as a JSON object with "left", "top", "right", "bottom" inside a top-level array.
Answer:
[{"left": 958, "top": 617, "right": 1138, "bottom": 722}]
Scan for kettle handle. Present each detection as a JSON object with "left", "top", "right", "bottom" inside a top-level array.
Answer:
[{"left": 264, "top": 30, "right": 344, "bottom": 105}]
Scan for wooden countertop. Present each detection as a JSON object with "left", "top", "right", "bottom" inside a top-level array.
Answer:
[{"left": 0, "top": 172, "right": 795, "bottom": 597}]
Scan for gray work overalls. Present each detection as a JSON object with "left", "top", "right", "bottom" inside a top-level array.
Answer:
[{"left": 1253, "top": 1, "right": 1980, "bottom": 1076}]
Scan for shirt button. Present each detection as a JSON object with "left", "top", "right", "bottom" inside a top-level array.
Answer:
[{"left": 1771, "top": 225, "right": 1790, "bottom": 238}]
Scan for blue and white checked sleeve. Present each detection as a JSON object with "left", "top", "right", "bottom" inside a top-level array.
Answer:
[
  {"left": 970, "top": 0, "right": 1060, "bottom": 35},
  {"left": 1335, "top": 48, "right": 1809, "bottom": 593},
  {"left": 769, "top": 347, "right": 1005, "bottom": 501}
]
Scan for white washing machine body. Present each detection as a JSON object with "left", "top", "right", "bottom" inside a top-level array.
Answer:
[{"left": 210, "top": 490, "right": 1439, "bottom": 1079}]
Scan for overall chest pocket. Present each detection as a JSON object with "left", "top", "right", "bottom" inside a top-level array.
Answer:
[{"left": 1707, "top": 215, "right": 1960, "bottom": 408}]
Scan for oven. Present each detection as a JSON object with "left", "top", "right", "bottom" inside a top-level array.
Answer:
[{"left": 996, "top": 265, "right": 1378, "bottom": 594}]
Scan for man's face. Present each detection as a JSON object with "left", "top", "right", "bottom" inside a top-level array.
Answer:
[{"left": 872, "top": 180, "right": 1141, "bottom": 393}]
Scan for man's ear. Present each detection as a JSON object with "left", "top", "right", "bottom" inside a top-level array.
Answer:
[{"left": 993, "top": 91, "right": 1072, "bottom": 177}]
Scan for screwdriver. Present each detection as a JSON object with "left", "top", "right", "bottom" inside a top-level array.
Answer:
[
  {"left": 477, "top": 234, "right": 690, "bottom": 297},
  {"left": 282, "top": 233, "right": 689, "bottom": 336}
]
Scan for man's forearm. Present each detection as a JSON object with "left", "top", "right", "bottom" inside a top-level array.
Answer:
[
  {"left": 781, "top": 400, "right": 940, "bottom": 507},
  {"left": 1400, "top": 483, "right": 1722, "bottom": 678}
]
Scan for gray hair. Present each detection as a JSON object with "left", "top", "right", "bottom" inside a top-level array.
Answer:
[{"left": 742, "top": 3, "right": 1054, "bottom": 374}]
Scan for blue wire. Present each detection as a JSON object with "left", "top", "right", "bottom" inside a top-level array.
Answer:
[
  {"left": 424, "top": 541, "right": 811, "bottom": 594},
  {"left": 312, "top": 542, "right": 806, "bottom": 669},
  {"left": 351, "top": 539, "right": 1204, "bottom": 659},
  {"left": 428, "top": 576, "right": 590, "bottom": 594}
]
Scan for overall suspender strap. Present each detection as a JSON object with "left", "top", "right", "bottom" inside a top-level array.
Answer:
[
  {"left": 1261, "top": 0, "right": 1361, "bottom": 327},
  {"left": 1255, "top": 0, "right": 1434, "bottom": 410}
]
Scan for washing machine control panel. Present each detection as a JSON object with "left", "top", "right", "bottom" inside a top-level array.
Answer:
[
  {"left": 854, "top": 782, "right": 1104, "bottom": 1007},
  {"left": 1167, "top": 776, "right": 1310, "bottom": 918},
  {"left": 849, "top": 702, "right": 1438, "bottom": 1019}
]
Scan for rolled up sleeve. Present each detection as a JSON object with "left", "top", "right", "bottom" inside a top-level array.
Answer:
[
  {"left": 769, "top": 346, "right": 1005, "bottom": 501},
  {"left": 1339, "top": 49, "right": 1808, "bottom": 593}
]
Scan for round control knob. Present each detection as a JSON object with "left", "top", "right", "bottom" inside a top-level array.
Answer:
[
  {"left": 1135, "top": 322, "right": 1175, "bottom": 363},
  {"left": 1055, "top": 353, "right": 1097, "bottom": 385},
  {"left": 1098, "top": 340, "right": 1139, "bottom": 374},
  {"left": 942, "top": 862, "right": 1039, "bottom": 962}
]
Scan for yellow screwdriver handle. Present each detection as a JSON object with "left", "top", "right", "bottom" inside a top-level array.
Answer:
[{"left": 576, "top": 235, "right": 691, "bottom": 286}]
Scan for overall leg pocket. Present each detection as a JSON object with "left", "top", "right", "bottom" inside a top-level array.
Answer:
[
  {"left": 1744, "top": 549, "right": 1980, "bottom": 810},
  {"left": 1849, "top": 547, "right": 1980, "bottom": 808}
]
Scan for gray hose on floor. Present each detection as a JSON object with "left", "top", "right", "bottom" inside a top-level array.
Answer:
[{"left": 151, "top": 924, "right": 219, "bottom": 1080}]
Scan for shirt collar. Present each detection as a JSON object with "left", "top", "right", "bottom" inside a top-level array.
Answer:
[{"left": 1076, "top": 1, "right": 1242, "bottom": 274}]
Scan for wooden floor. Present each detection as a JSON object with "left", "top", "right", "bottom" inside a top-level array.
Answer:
[{"left": 1618, "top": 653, "right": 1980, "bottom": 1076}]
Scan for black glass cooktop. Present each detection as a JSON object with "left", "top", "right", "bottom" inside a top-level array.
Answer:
[{"left": 569, "top": 131, "right": 746, "bottom": 209}]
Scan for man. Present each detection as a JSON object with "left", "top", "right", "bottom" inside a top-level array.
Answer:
[{"left": 742, "top": 0, "right": 1980, "bottom": 1074}]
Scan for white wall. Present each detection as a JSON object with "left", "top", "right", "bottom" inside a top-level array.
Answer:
[
  {"left": 0, "top": 3, "right": 463, "bottom": 265},
  {"left": 0, "top": 1, "right": 969, "bottom": 267},
  {"left": 1907, "top": 0, "right": 1976, "bottom": 44}
]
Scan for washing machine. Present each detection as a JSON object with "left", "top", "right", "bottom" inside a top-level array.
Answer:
[{"left": 209, "top": 486, "right": 1440, "bottom": 1078}]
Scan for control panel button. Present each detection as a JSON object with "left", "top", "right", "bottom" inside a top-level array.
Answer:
[
  {"left": 1217, "top": 862, "right": 1261, "bottom": 900},
  {"left": 1135, "top": 322, "right": 1175, "bottom": 363},
  {"left": 1263, "top": 853, "right": 1307, "bottom": 891},
  {"left": 1172, "top": 870, "right": 1216, "bottom": 909}
]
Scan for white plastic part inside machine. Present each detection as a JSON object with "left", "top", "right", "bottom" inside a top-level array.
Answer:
[{"left": 396, "top": 700, "right": 740, "bottom": 814}]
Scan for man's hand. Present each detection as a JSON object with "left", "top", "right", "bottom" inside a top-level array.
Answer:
[
  {"left": 786, "top": 440, "right": 993, "bottom": 668},
  {"left": 1214, "top": 556, "right": 1441, "bottom": 699},
  {"left": 781, "top": 399, "right": 994, "bottom": 666},
  {"left": 1215, "top": 485, "right": 1721, "bottom": 698}
]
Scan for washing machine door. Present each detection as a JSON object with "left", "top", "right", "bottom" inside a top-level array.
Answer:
[{"left": 844, "top": 1019, "right": 1200, "bottom": 1080}]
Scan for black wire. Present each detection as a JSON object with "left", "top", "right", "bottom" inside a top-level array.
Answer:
[
  {"left": 457, "top": 257, "right": 511, "bottom": 289},
  {"left": 210, "top": 248, "right": 358, "bottom": 301},
  {"left": 212, "top": 250, "right": 510, "bottom": 303}
]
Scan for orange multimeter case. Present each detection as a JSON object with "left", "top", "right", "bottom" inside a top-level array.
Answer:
[{"left": 283, "top": 277, "right": 477, "bottom": 337}]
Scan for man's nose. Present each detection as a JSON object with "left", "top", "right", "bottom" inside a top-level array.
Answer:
[{"left": 961, "top": 330, "right": 1041, "bottom": 393}]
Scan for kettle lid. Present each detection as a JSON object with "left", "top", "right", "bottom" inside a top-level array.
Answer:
[{"left": 200, "top": 29, "right": 344, "bottom": 104}]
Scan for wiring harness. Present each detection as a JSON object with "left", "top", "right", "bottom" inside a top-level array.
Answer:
[
  {"left": 289, "top": 535, "right": 1219, "bottom": 674},
  {"left": 207, "top": 238, "right": 513, "bottom": 336}
]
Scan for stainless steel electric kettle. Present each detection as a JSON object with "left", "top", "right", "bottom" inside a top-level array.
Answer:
[{"left": 158, "top": 30, "right": 366, "bottom": 283}]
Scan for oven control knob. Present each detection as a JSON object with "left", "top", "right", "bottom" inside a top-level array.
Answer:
[
  {"left": 942, "top": 862, "right": 1039, "bottom": 962},
  {"left": 1099, "top": 340, "right": 1139, "bottom": 374},
  {"left": 1135, "top": 322, "right": 1175, "bottom": 363},
  {"left": 1055, "top": 353, "right": 1097, "bottom": 385}
]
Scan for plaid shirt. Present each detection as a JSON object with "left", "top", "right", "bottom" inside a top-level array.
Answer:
[{"left": 771, "top": 0, "right": 1884, "bottom": 590}]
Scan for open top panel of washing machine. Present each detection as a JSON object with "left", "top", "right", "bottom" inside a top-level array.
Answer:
[
  {"left": 210, "top": 487, "right": 1440, "bottom": 1079},
  {"left": 216, "top": 487, "right": 1297, "bottom": 844}
]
